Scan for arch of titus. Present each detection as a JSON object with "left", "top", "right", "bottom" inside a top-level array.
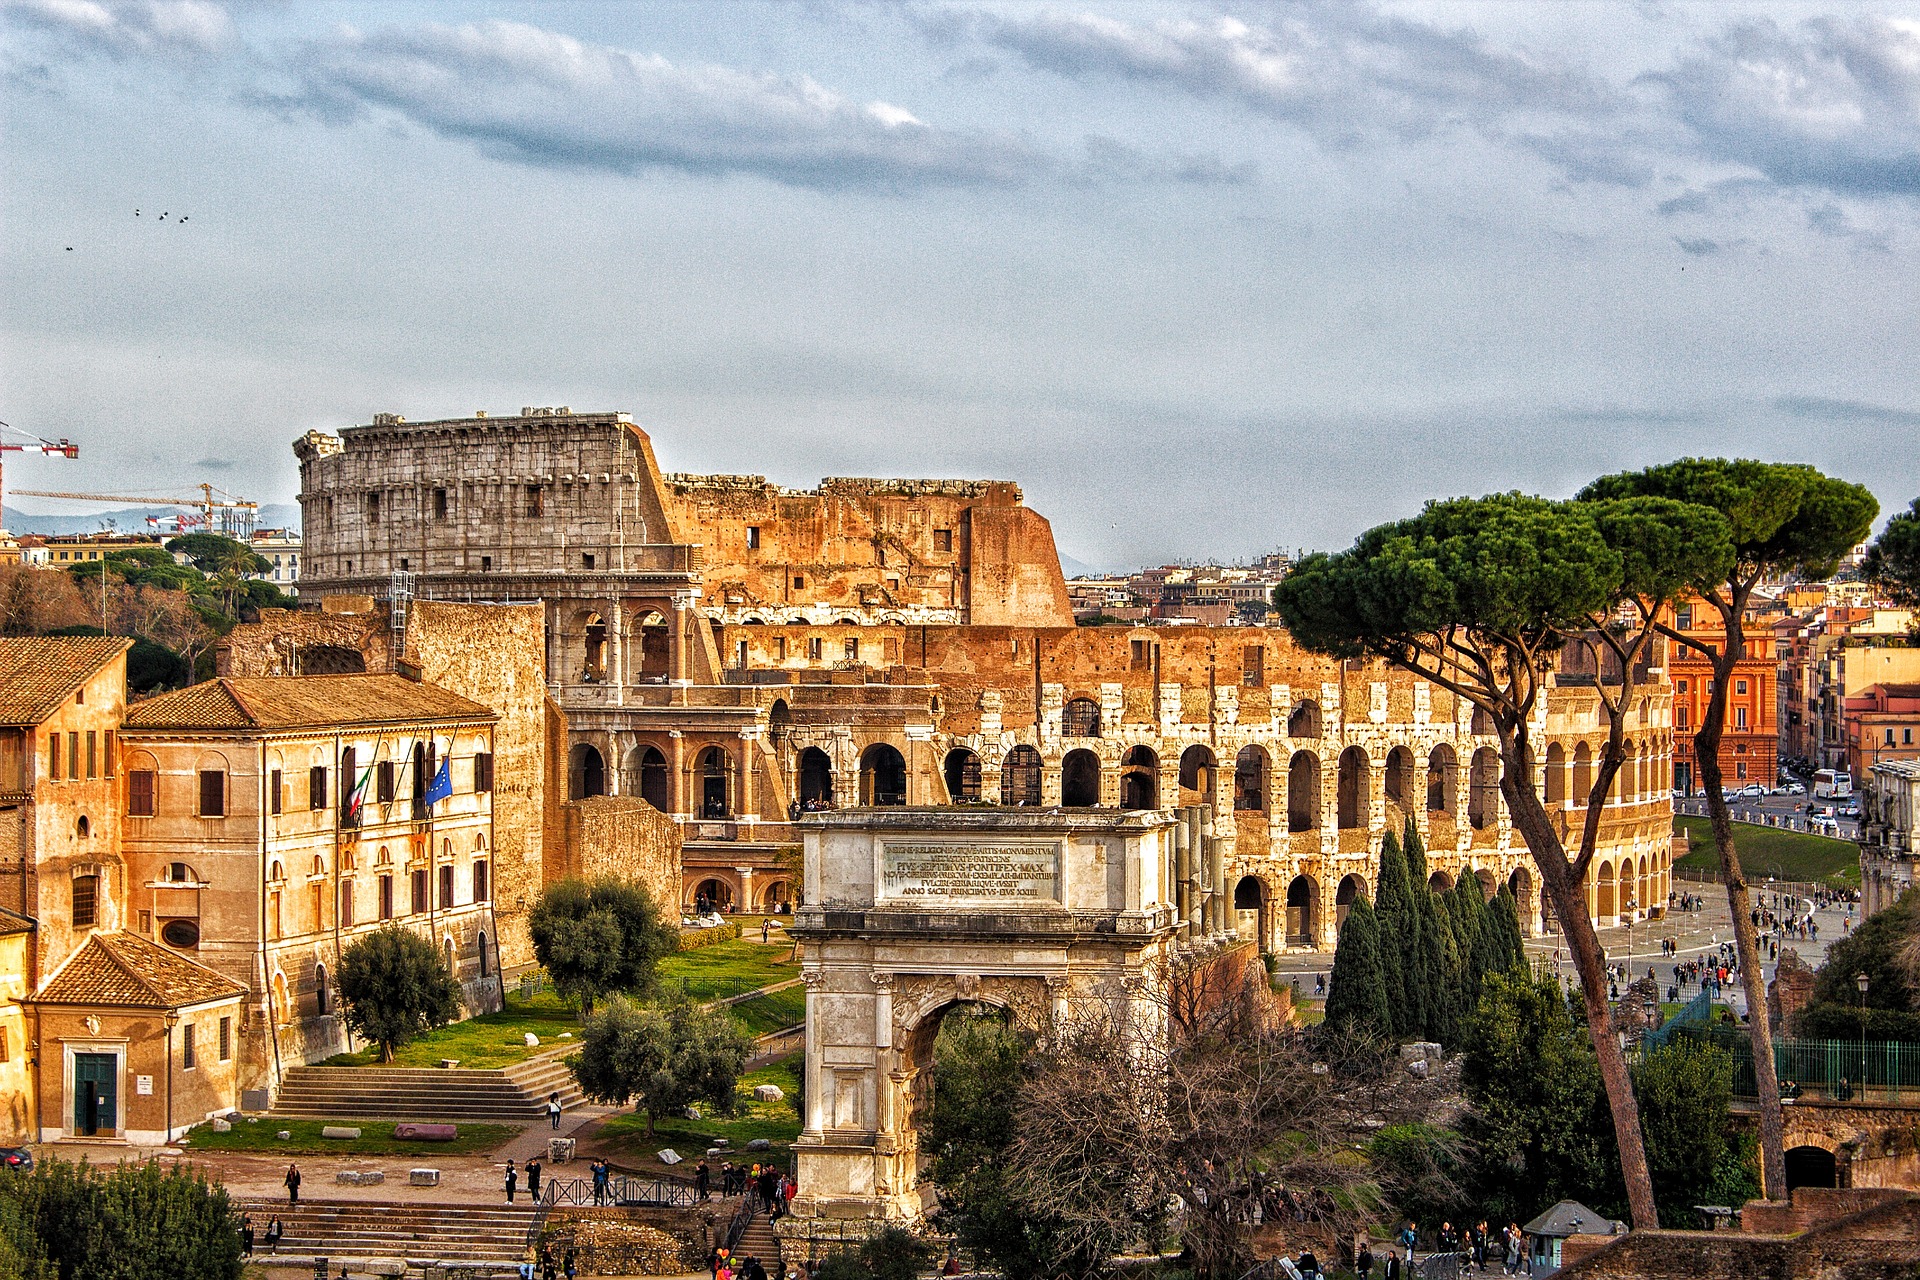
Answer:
[{"left": 781, "top": 806, "right": 1225, "bottom": 1254}]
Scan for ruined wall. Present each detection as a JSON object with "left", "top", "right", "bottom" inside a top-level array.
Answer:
[
  {"left": 216, "top": 605, "right": 392, "bottom": 677},
  {"left": 404, "top": 601, "right": 549, "bottom": 968},
  {"left": 553, "top": 796, "right": 681, "bottom": 911},
  {"left": 1559, "top": 1191, "right": 1920, "bottom": 1279},
  {"left": 964, "top": 505, "right": 1074, "bottom": 628}
]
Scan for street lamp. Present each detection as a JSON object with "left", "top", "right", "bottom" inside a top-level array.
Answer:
[
  {"left": 1856, "top": 972, "right": 1870, "bottom": 1100},
  {"left": 162, "top": 1009, "right": 179, "bottom": 1144}
]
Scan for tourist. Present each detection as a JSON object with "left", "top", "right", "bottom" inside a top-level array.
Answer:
[
  {"left": 506, "top": 1159, "right": 519, "bottom": 1203},
  {"left": 265, "top": 1218, "right": 284, "bottom": 1255},
  {"left": 762, "top": 920, "right": 772, "bottom": 944},
  {"left": 548, "top": 1092, "right": 564, "bottom": 1129},
  {"left": 1383, "top": 1250, "right": 1402, "bottom": 1280},
  {"left": 527, "top": 1156, "right": 543, "bottom": 1202},
  {"left": 284, "top": 1163, "right": 302, "bottom": 1206},
  {"left": 1296, "top": 1248, "right": 1320, "bottom": 1280},
  {"left": 564, "top": 1246, "right": 577, "bottom": 1279},
  {"left": 591, "top": 1159, "right": 610, "bottom": 1205},
  {"left": 696, "top": 1158, "right": 712, "bottom": 1201},
  {"left": 1355, "top": 1242, "right": 1374, "bottom": 1277},
  {"left": 239, "top": 1215, "right": 254, "bottom": 1257},
  {"left": 1504, "top": 1224, "right": 1524, "bottom": 1275}
]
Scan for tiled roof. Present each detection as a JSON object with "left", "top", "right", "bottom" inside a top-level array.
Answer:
[
  {"left": 0, "top": 637, "right": 130, "bottom": 726},
  {"left": 122, "top": 675, "right": 495, "bottom": 732},
  {"left": 0, "top": 906, "right": 34, "bottom": 937},
  {"left": 1523, "top": 1200, "right": 1622, "bottom": 1238},
  {"left": 33, "top": 931, "right": 246, "bottom": 1009}
]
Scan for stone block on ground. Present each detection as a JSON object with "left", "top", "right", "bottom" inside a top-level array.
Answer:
[
  {"left": 275, "top": 1131, "right": 291, "bottom": 1141},
  {"left": 395, "top": 1122, "right": 459, "bottom": 1141},
  {"left": 548, "top": 1136, "right": 577, "bottom": 1162},
  {"left": 747, "top": 1138, "right": 771, "bottom": 1151},
  {"left": 210, "top": 1118, "right": 232, "bottom": 1132},
  {"left": 409, "top": 1168, "right": 441, "bottom": 1186},
  {"left": 754, "top": 1084, "right": 785, "bottom": 1102},
  {"left": 321, "top": 1125, "right": 363, "bottom": 1139},
  {"left": 336, "top": 1169, "right": 386, "bottom": 1186},
  {"left": 657, "top": 1149, "right": 682, "bottom": 1165},
  {"left": 524, "top": 1032, "right": 540, "bottom": 1047},
  {"left": 438, "top": 1058, "right": 459, "bottom": 1068}
]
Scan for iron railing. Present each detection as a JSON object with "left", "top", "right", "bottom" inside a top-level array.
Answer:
[
  {"left": 1641, "top": 987, "right": 1714, "bottom": 1052},
  {"left": 541, "top": 1173, "right": 698, "bottom": 1208},
  {"left": 1660, "top": 1025, "right": 1920, "bottom": 1102}
]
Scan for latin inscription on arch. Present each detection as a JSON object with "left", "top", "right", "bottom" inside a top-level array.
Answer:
[{"left": 880, "top": 841, "right": 1060, "bottom": 904}]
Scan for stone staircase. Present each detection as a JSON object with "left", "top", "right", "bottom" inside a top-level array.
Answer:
[
  {"left": 735, "top": 1209, "right": 781, "bottom": 1266},
  {"left": 239, "top": 1198, "right": 539, "bottom": 1271},
  {"left": 272, "top": 1058, "right": 580, "bottom": 1121}
]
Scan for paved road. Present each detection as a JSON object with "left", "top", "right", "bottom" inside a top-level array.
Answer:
[{"left": 1674, "top": 792, "right": 1860, "bottom": 841}]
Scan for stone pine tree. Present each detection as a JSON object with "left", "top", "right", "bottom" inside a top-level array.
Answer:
[
  {"left": 1863, "top": 497, "right": 1920, "bottom": 611},
  {"left": 1324, "top": 896, "right": 1393, "bottom": 1039},
  {"left": 1372, "top": 830, "right": 1419, "bottom": 1038},
  {"left": 1276, "top": 490, "right": 1738, "bottom": 1228},
  {"left": 1582, "top": 460, "right": 1877, "bottom": 1200}
]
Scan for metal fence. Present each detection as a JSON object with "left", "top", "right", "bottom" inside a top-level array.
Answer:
[
  {"left": 1662, "top": 1024, "right": 1920, "bottom": 1102},
  {"left": 1641, "top": 987, "right": 1714, "bottom": 1052},
  {"left": 541, "top": 1173, "right": 698, "bottom": 1208}
]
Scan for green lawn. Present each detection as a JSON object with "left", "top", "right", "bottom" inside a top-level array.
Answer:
[
  {"left": 321, "top": 989, "right": 583, "bottom": 1068},
  {"left": 657, "top": 935, "right": 801, "bottom": 1001},
  {"left": 180, "top": 1117, "right": 519, "bottom": 1156},
  {"left": 1675, "top": 816, "right": 1861, "bottom": 888},
  {"left": 726, "top": 985, "right": 805, "bottom": 1038},
  {"left": 594, "top": 1054, "right": 803, "bottom": 1176}
]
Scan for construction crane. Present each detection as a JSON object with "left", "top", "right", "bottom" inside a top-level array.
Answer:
[
  {"left": 9, "top": 482, "right": 260, "bottom": 540},
  {"left": 0, "top": 421, "right": 80, "bottom": 526}
]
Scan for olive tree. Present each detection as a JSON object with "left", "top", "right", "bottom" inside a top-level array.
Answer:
[
  {"left": 1274, "top": 490, "right": 1733, "bottom": 1228},
  {"left": 335, "top": 924, "right": 464, "bottom": 1062},
  {"left": 528, "top": 876, "right": 677, "bottom": 1015},
  {"left": 1581, "top": 459, "right": 1876, "bottom": 1198}
]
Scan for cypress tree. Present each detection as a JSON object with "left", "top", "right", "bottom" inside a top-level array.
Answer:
[
  {"left": 1373, "top": 829, "right": 1419, "bottom": 1038},
  {"left": 1424, "top": 889, "right": 1462, "bottom": 1046},
  {"left": 1403, "top": 818, "right": 1429, "bottom": 887},
  {"left": 1488, "top": 886, "right": 1528, "bottom": 973},
  {"left": 1324, "top": 897, "right": 1393, "bottom": 1039}
]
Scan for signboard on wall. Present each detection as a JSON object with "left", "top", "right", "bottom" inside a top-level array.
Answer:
[{"left": 879, "top": 841, "right": 1061, "bottom": 905}]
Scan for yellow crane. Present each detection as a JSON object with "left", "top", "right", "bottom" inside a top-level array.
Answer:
[{"left": 10, "top": 482, "right": 260, "bottom": 539}]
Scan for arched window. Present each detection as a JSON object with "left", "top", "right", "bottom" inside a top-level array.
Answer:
[
  {"left": 1572, "top": 742, "right": 1593, "bottom": 806},
  {"left": 636, "top": 611, "right": 670, "bottom": 679},
  {"left": 1427, "top": 744, "right": 1456, "bottom": 814},
  {"left": 1178, "top": 746, "right": 1217, "bottom": 808},
  {"left": 1545, "top": 742, "right": 1567, "bottom": 804},
  {"left": 627, "top": 745, "right": 670, "bottom": 811},
  {"left": 1003, "top": 746, "right": 1042, "bottom": 806},
  {"left": 1233, "top": 746, "right": 1268, "bottom": 812},
  {"left": 1285, "top": 876, "right": 1317, "bottom": 947},
  {"left": 568, "top": 743, "right": 607, "bottom": 800},
  {"left": 1335, "top": 874, "right": 1367, "bottom": 927},
  {"left": 1429, "top": 870, "right": 1455, "bottom": 893},
  {"left": 944, "top": 748, "right": 982, "bottom": 802},
  {"left": 1062, "top": 697, "right": 1101, "bottom": 739},
  {"left": 1287, "top": 700, "right": 1321, "bottom": 740},
  {"left": 860, "top": 744, "right": 908, "bottom": 805},
  {"left": 1384, "top": 746, "right": 1414, "bottom": 812},
  {"left": 1061, "top": 749, "right": 1101, "bottom": 807},
  {"left": 1287, "top": 751, "right": 1321, "bottom": 832},
  {"left": 478, "top": 931, "right": 490, "bottom": 978},
  {"left": 1469, "top": 748, "right": 1500, "bottom": 830},
  {"left": 799, "top": 747, "right": 834, "bottom": 808},
  {"left": 1120, "top": 746, "right": 1158, "bottom": 810},
  {"left": 696, "top": 747, "right": 733, "bottom": 818},
  {"left": 1336, "top": 747, "right": 1369, "bottom": 830},
  {"left": 581, "top": 613, "right": 607, "bottom": 683},
  {"left": 1233, "top": 876, "right": 1266, "bottom": 910},
  {"left": 314, "top": 963, "right": 330, "bottom": 1017}
]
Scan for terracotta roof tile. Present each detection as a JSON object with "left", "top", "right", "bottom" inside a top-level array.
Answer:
[
  {"left": 123, "top": 674, "right": 495, "bottom": 732},
  {"left": 0, "top": 637, "right": 130, "bottom": 726},
  {"left": 33, "top": 931, "right": 246, "bottom": 1008},
  {"left": 0, "top": 906, "right": 34, "bottom": 937}
]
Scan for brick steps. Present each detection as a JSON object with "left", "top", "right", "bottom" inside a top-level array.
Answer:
[
  {"left": 272, "top": 1065, "right": 556, "bottom": 1121},
  {"left": 239, "top": 1198, "right": 538, "bottom": 1268}
]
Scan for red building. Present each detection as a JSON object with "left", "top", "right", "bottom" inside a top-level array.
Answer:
[{"left": 1666, "top": 597, "right": 1778, "bottom": 794}]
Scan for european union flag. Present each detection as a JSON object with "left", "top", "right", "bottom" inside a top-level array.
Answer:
[{"left": 424, "top": 756, "right": 454, "bottom": 807}]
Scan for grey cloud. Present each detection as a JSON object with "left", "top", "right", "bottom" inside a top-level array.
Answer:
[
  {"left": 272, "top": 19, "right": 1052, "bottom": 193},
  {"left": 1658, "top": 16, "right": 1920, "bottom": 198},
  {"left": 1, "top": 0, "right": 233, "bottom": 60},
  {"left": 1774, "top": 396, "right": 1920, "bottom": 427},
  {"left": 1519, "top": 130, "right": 1655, "bottom": 188},
  {"left": 1673, "top": 236, "right": 1725, "bottom": 256},
  {"left": 933, "top": 4, "right": 1618, "bottom": 145}
]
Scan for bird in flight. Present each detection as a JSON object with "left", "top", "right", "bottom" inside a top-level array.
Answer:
[{"left": 134, "top": 208, "right": 140, "bottom": 216}]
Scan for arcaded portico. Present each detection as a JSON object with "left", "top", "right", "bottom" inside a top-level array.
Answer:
[{"left": 778, "top": 807, "right": 1189, "bottom": 1253}]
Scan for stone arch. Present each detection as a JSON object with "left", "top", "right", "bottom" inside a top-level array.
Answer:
[
  {"left": 1572, "top": 741, "right": 1593, "bottom": 805},
  {"left": 693, "top": 876, "right": 735, "bottom": 913},
  {"left": 943, "top": 748, "right": 982, "bottom": 802},
  {"left": 1335, "top": 874, "right": 1368, "bottom": 928},
  {"left": 1545, "top": 742, "right": 1567, "bottom": 804},
  {"left": 1120, "top": 746, "right": 1158, "bottom": 810},
  {"left": 1061, "top": 749, "right": 1101, "bottom": 807},
  {"left": 1474, "top": 868, "right": 1497, "bottom": 901},
  {"left": 769, "top": 699, "right": 792, "bottom": 747},
  {"left": 1003, "top": 745, "right": 1043, "bottom": 806},
  {"left": 1285, "top": 875, "right": 1319, "bottom": 948},
  {"left": 314, "top": 962, "right": 331, "bottom": 1017},
  {"left": 860, "top": 743, "right": 908, "bottom": 806},
  {"left": 1179, "top": 745, "right": 1218, "bottom": 808},
  {"left": 1336, "top": 747, "right": 1370, "bottom": 830},
  {"left": 1288, "top": 699, "right": 1321, "bottom": 740},
  {"left": 1785, "top": 1145, "right": 1838, "bottom": 1190},
  {"left": 799, "top": 746, "right": 835, "bottom": 808},
  {"left": 1429, "top": 870, "right": 1455, "bottom": 893},
  {"left": 1384, "top": 746, "right": 1415, "bottom": 814},
  {"left": 1427, "top": 744, "right": 1457, "bottom": 814},
  {"left": 1508, "top": 866, "right": 1534, "bottom": 934},
  {"left": 1469, "top": 747, "right": 1500, "bottom": 830},
  {"left": 298, "top": 644, "right": 366, "bottom": 675},
  {"left": 1233, "top": 875, "right": 1274, "bottom": 950},
  {"left": 625, "top": 745, "right": 670, "bottom": 811},
  {"left": 1234, "top": 745, "right": 1269, "bottom": 812},
  {"left": 580, "top": 612, "right": 608, "bottom": 683},
  {"left": 695, "top": 745, "right": 734, "bottom": 818},
  {"left": 1062, "top": 697, "right": 1102, "bottom": 739},
  {"left": 1288, "top": 750, "right": 1321, "bottom": 832},
  {"left": 635, "top": 610, "right": 670, "bottom": 679},
  {"left": 568, "top": 742, "right": 606, "bottom": 801},
  {"left": 759, "top": 879, "right": 793, "bottom": 912},
  {"left": 1596, "top": 860, "right": 1617, "bottom": 920}
]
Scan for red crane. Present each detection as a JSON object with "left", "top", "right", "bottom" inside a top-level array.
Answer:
[{"left": 0, "top": 422, "right": 80, "bottom": 525}]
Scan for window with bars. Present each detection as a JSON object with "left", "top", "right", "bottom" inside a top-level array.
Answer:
[
  {"left": 1062, "top": 698, "right": 1101, "bottom": 738},
  {"left": 270, "top": 769, "right": 283, "bottom": 816},
  {"left": 72, "top": 874, "right": 98, "bottom": 928},
  {"left": 182, "top": 1024, "right": 196, "bottom": 1070},
  {"left": 219, "top": 1017, "right": 231, "bottom": 1061}
]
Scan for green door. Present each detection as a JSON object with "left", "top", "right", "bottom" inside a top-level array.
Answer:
[{"left": 74, "top": 1052, "right": 116, "bottom": 1135}]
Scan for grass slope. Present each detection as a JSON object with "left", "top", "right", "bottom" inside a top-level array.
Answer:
[
  {"left": 657, "top": 935, "right": 801, "bottom": 1001},
  {"left": 180, "top": 1118, "right": 518, "bottom": 1156},
  {"left": 1675, "top": 816, "right": 1860, "bottom": 888},
  {"left": 321, "top": 989, "right": 581, "bottom": 1068},
  {"left": 594, "top": 1054, "right": 803, "bottom": 1176}
]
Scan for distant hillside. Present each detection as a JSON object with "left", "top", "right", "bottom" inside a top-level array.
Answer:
[{"left": 3, "top": 503, "right": 301, "bottom": 537}]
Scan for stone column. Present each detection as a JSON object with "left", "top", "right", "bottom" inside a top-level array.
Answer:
[
  {"left": 669, "top": 589, "right": 697, "bottom": 685},
  {"left": 606, "top": 601, "right": 625, "bottom": 701},
  {"left": 668, "top": 730, "right": 686, "bottom": 816},
  {"left": 738, "top": 727, "right": 760, "bottom": 820},
  {"left": 736, "top": 867, "right": 756, "bottom": 913},
  {"left": 801, "top": 969, "right": 828, "bottom": 1133}
]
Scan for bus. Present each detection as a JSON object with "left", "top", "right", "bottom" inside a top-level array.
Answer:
[{"left": 1814, "top": 769, "right": 1852, "bottom": 799}]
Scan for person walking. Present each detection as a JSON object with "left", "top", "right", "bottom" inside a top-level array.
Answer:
[
  {"left": 239, "top": 1215, "right": 254, "bottom": 1258},
  {"left": 548, "top": 1092, "right": 563, "bottom": 1129},
  {"left": 264, "top": 1218, "right": 283, "bottom": 1255},
  {"left": 1396, "top": 1222, "right": 1418, "bottom": 1265},
  {"left": 284, "top": 1163, "right": 302, "bottom": 1206},
  {"left": 696, "top": 1158, "right": 712, "bottom": 1201},
  {"left": 1355, "top": 1243, "right": 1374, "bottom": 1278},
  {"left": 1383, "top": 1251, "right": 1400, "bottom": 1280},
  {"left": 564, "top": 1246, "right": 577, "bottom": 1279},
  {"left": 505, "top": 1159, "right": 519, "bottom": 1203},
  {"left": 527, "top": 1156, "right": 543, "bottom": 1202}
]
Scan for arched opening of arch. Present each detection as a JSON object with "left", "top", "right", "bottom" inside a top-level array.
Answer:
[
  {"left": 1427, "top": 744, "right": 1457, "bottom": 815},
  {"left": 1336, "top": 747, "right": 1370, "bottom": 830},
  {"left": 636, "top": 611, "right": 670, "bottom": 679},
  {"left": 1596, "top": 861, "right": 1617, "bottom": 920},
  {"left": 1469, "top": 747, "right": 1500, "bottom": 830},
  {"left": 1474, "top": 868, "right": 1496, "bottom": 901},
  {"left": 1234, "top": 745, "right": 1269, "bottom": 812},
  {"left": 1061, "top": 749, "right": 1101, "bottom": 807},
  {"left": 693, "top": 877, "right": 734, "bottom": 914},
  {"left": 696, "top": 746, "right": 733, "bottom": 818},
  {"left": 1572, "top": 742, "right": 1593, "bottom": 807},
  {"left": 1120, "top": 746, "right": 1158, "bottom": 811},
  {"left": 861, "top": 744, "right": 908, "bottom": 806},
  {"left": 1335, "top": 874, "right": 1367, "bottom": 929},
  {"left": 1428, "top": 870, "right": 1455, "bottom": 893},
  {"left": 1545, "top": 742, "right": 1567, "bottom": 804},
  {"left": 1288, "top": 700, "right": 1321, "bottom": 740},
  {"left": 1233, "top": 875, "right": 1270, "bottom": 947},
  {"left": 1178, "top": 745, "right": 1217, "bottom": 808},
  {"left": 568, "top": 743, "right": 607, "bottom": 801},
  {"left": 799, "top": 747, "right": 835, "bottom": 809},
  {"left": 1285, "top": 876, "right": 1318, "bottom": 947},
  {"left": 1384, "top": 746, "right": 1415, "bottom": 817},
  {"left": 904, "top": 1002, "right": 1029, "bottom": 1180},
  {"left": 1063, "top": 697, "right": 1101, "bottom": 739},
  {"left": 581, "top": 613, "right": 608, "bottom": 683},
  {"left": 1508, "top": 867, "right": 1534, "bottom": 934},
  {"left": 1003, "top": 746, "right": 1043, "bottom": 806},
  {"left": 625, "top": 746, "right": 670, "bottom": 811},
  {"left": 943, "top": 748, "right": 982, "bottom": 803},
  {"left": 1288, "top": 751, "right": 1321, "bottom": 832},
  {"left": 1785, "top": 1145, "right": 1837, "bottom": 1190},
  {"left": 769, "top": 699, "right": 792, "bottom": 749}
]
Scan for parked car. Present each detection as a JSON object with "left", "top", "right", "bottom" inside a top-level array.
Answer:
[
  {"left": 0, "top": 1148, "right": 32, "bottom": 1172},
  {"left": 1782, "top": 782, "right": 1805, "bottom": 795},
  {"left": 1735, "top": 784, "right": 1766, "bottom": 798}
]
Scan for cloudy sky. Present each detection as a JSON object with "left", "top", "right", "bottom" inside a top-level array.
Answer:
[{"left": 4, "top": 1, "right": 1918, "bottom": 569}]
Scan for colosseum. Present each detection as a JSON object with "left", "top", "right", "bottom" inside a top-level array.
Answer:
[{"left": 292, "top": 407, "right": 1676, "bottom": 949}]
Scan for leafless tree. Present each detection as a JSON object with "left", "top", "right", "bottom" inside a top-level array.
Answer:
[{"left": 0, "top": 564, "right": 94, "bottom": 634}]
